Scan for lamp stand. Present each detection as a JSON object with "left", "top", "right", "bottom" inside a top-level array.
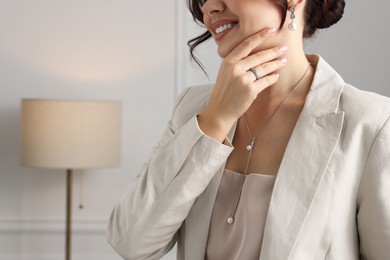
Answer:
[{"left": 66, "top": 169, "right": 73, "bottom": 260}]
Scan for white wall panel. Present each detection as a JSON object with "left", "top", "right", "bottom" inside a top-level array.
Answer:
[{"left": 0, "top": 0, "right": 175, "bottom": 259}]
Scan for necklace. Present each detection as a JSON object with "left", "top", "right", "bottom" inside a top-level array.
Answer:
[{"left": 227, "top": 63, "right": 311, "bottom": 225}]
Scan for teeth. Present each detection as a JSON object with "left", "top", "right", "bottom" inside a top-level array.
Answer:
[{"left": 215, "top": 23, "right": 236, "bottom": 34}]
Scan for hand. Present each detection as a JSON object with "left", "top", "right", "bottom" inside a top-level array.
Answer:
[{"left": 198, "top": 27, "right": 288, "bottom": 142}]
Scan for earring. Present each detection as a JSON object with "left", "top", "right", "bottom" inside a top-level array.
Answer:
[{"left": 288, "top": 4, "right": 298, "bottom": 31}]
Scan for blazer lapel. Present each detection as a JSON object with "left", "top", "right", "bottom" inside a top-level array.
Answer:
[
  {"left": 183, "top": 121, "right": 237, "bottom": 260},
  {"left": 260, "top": 55, "right": 345, "bottom": 260}
]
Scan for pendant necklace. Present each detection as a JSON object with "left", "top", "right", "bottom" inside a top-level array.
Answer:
[{"left": 227, "top": 63, "right": 311, "bottom": 225}]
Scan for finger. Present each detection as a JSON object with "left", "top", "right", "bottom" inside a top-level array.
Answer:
[
  {"left": 248, "top": 58, "right": 287, "bottom": 81},
  {"left": 241, "top": 46, "right": 288, "bottom": 72},
  {"left": 251, "top": 73, "right": 280, "bottom": 94},
  {"left": 227, "top": 27, "right": 276, "bottom": 61}
]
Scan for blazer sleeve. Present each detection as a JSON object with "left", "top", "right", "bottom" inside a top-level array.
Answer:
[
  {"left": 107, "top": 87, "right": 233, "bottom": 260},
  {"left": 357, "top": 116, "right": 390, "bottom": 260}
]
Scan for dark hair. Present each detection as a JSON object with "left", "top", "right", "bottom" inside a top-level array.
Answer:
[
  {"left": 187, "top": 0, "right": 345, "bottom": 71},
  {"left": 304, "top": 0, "right": 345, "bottom": 37}
]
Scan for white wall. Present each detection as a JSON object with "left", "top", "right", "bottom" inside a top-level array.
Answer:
[
  {"left": 0, "top": 0, "right": 389, "bottom": 260},
  {"left": 0, "top": 0, "right": 177, "bottom": 259}
]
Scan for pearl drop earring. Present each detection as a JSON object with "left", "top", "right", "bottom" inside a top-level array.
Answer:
[{"left": 288, "top": 4, "right": 298, "bottom": 31}]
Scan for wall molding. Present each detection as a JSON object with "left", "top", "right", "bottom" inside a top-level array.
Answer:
[
  {"left": 0, "top": 254, "right": 117, "bottom": 260},
  {"left": 0, "top": 218, "right": 117, "bottom": 260},
  {"left": 0, "top": 218, "right": 107, "bottom": 235}
]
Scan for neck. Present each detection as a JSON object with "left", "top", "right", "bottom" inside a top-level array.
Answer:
[{"left": 254, "top": 38, "right": 313, "bottom": 105}]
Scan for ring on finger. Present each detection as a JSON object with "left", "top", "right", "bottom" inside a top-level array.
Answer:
[{"left": 249, "top": 67, "right": 261, "bottom": 81}]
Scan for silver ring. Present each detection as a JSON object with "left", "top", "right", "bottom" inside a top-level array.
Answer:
[{"left": 249, "top": 67, "right": 260, "bottom": 81}]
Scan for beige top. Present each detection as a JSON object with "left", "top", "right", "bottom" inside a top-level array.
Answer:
[{"left": 205, "top": 169, "right": 276, "bottom": 260}]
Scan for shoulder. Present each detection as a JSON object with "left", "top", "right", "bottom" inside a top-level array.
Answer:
[
  {"left": 310, "top": 54, "right": 390, "bottom": 131},
  {"left": 340, "top": 83, "right": 390, "bottom": 128},
  {"left": 170, "top": 84, "right": 213, "bottom": 129}
]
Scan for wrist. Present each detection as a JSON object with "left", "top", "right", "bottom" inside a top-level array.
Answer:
[{"left": 197, "top": 111, "right": 235, "bottom": 143}]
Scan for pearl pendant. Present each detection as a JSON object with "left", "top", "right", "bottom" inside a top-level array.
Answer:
[
  {"left": 288, "top": 21, "right": 298, "bottom": 31},
  {"left": 227, "top": 217, "right": 234, "bottom": 224},
  {"left": 246, "top": 140, "right": 254, "bottom": 151}
]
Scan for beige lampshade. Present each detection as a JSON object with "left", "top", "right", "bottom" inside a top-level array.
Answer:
[{"left": 21, "top": 99, "right": 121, "bottom": 169}]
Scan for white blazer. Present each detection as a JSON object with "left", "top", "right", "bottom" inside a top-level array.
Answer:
[{"left": 107, "top": 55, "right": 390, "bottom": 260}]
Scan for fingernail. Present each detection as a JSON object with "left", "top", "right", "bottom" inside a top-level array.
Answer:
[
  {"left": 280, "top": 46, "right": 288, "bottom": 52},
  {"left": 267, "top": 27, "right": 276, "bottom": 33},
  {"left": 280, "top": 58, "right": 287, "bottom": 64}
]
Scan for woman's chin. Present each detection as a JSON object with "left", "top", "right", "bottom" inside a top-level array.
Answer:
[{"left": 217, "top": 45, "right": 233, "bottom": 59}]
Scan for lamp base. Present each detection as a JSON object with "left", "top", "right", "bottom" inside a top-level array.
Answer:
[{"left": 66, "top": 169, "right": 73, "bottom": 260}]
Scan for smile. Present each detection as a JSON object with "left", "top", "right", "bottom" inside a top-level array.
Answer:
[{"left": 215, "top": 22, "right": 238, "bottom": 34}]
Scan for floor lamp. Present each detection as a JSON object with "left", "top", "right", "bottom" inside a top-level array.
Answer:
[{"left": 20, "top": 99, "right": 121, "bottom": 260}]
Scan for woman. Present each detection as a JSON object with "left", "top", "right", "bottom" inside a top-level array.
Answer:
[{"left": 107, "top": 0, "right": 390, "bottom": 259}]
